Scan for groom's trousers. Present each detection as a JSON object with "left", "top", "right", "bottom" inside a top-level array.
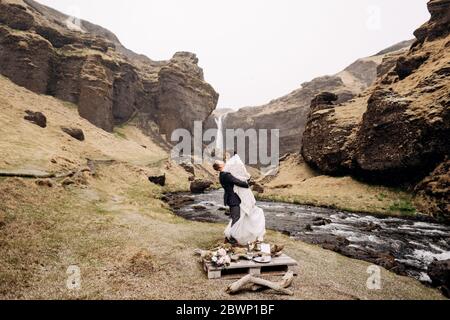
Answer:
[{"left": 230, "top": 206, "right": 241, "bottom": 227}]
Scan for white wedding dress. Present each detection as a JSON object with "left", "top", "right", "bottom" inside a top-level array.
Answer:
[{"left": 223, "top": 155, "right": 266, "bottom": 245}]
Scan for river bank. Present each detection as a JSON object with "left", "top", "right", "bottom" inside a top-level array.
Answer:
[{"left": 164, "top": 190, "right": 450, "bottom": 294}]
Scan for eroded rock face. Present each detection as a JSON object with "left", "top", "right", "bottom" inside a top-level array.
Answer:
[
  {"left": 0, "top": 25, "right": 52, "bottom": 94},
  {"left": 301, "top": 95, "right": 360, "bottom": 175},
  {"left": 301, "top": 0, "right": 450, "bottom": 219},
  {"left": 155, "top": 52, "right": 219, "bottom": 136},
  {"left": 414, "top": 0, "right": 450, "bottom": 43},
  {"left": 414, "top": 160, "right": 450, "bottom": 220},
  {"left": 0, "top": 0, "right": 218, "bottom": 135}
]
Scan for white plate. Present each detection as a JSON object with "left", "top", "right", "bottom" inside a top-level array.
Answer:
[{"left": 253, "top": 256, "right": 272, "bottom": 264}]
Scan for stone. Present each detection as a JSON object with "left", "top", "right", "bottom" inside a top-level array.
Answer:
[
  {"left": 192, "top": 205, "right": 207, "bottom": 211},
  {"left": 24, "top": 110, "right": 47, "bottom": 128},
  {"left": 310, "top": 92, "right": 338, "bottom": 111},
  {"left": 190, "top": 179, "right": 213, "bottom": 194},
  {"left": 148, "top": 174, "right": 166, "bottom": 187},
  {"left": 35, "top": 179, "right": 53, "bottom": 188},
  {"left": 61, "top": 127, "right": 85, "bottom": 141},
  {"left": 428, "top": 259, "right": 450, "bottom": 297}
]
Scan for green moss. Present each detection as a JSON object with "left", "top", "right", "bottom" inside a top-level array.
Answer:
[{"left": 389, "top": 199, "right": 416, "bottom": 215}]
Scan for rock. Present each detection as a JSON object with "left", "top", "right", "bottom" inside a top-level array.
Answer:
[
  {"left": 162, "top": 193, "right": 195, "bottom": 209},
  {"left": 61, "top": 127, "right": 85, "bottom": 141},
  {"left": 354, "top": 87, "right": 449, "bottom": 182},
  {"left": 190, "top": 179, "right": 213, "bottom": 194},
  {"left": 301, "top": 92, "right": 358, "bottom": 175},
  {"left": 310, "top": 92, "right": 338, "bottom": 111},
  {"left": 180, "top": 162, "right": 195, "bottom": 176},
  {"left": 0, "top": 25, "right": 52, "bottom": 94},
  {"left": 24, "top": 110, "right": 47, "bottom": 128},
  {"left": 188, "top": 176, "right": 195, "bottom": 182},
  {"left": 413, "top": 0, "right": 450, "bottom": 43},
  {"left": 152, "top": 52, "right": 219, "bottom": 136},
  {"left": 312, "top": 217, "right": 332, "bottom": 226},
  {"left": 414, "top": 160, "right": 450, "bottom": 221},
  {"left": 148, "top": 174, "right": 166, "bottom": 187},
  {"left": 428, "top": 259, "right": 450, "bottom": 297},
  {"left": 394, "top": 54, "right": 429, "bottom": 80},
  {"left": 192, "top": 205, "right": 207, "bottom": 211},
  {"left": 35, "top": 179, "right": 53, "bottom": 188}
]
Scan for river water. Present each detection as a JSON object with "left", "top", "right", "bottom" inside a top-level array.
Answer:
[{"left": 167, "top": 189, "right": 450, "bottom": 284}]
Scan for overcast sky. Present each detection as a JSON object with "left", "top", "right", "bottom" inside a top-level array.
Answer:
[{"left": 37, "top": 0, "right": 430, "bottom": 109}]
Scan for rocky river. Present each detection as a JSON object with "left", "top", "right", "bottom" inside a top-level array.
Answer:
[{"left": 165, "top": 189, "right": 450, "bottom": 286}]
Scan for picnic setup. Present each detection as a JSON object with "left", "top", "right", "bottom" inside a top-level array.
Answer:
[{"left": 195, "top": 242, "right": 299, "bottom": 295}]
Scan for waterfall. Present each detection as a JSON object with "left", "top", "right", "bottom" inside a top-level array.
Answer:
[{"left": 214, "top": 114, "right": 227, "bottom": 158}]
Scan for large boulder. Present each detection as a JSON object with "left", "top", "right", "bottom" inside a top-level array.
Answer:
[
  {"left": 148, "top": 174, "right": 166, "bottom": 187},
  {"left": 190, "top": 179, "right": 213, "bottom": 194},
  {"left": 24, "top": 110, "right": 46, "bottom": 128},
  {"left": 427, "top": 259, "right": 450, "bottom": 297},
  {"left": 302, "top": 93, "right": 364, "bottom": 175},
  {"left": 61, "top": 127, "right": 85, "bottom": 141}
]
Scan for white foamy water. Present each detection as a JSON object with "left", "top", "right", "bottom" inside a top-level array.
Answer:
[{"left": 408, "top": 249, "right": 450, "bottom": 265}]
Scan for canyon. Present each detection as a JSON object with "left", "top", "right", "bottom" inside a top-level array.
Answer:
[{"left": 0, "top": 0, "right": 448, "bottom": 300}]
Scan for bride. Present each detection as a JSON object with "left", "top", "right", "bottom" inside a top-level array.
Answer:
[{"left": 215, "top": 155, "right": 266, "bottom": 245}]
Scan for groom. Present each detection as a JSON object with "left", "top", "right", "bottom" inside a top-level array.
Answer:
[{"left": 213, "top": 161, "right": 249, "bottom": 234}]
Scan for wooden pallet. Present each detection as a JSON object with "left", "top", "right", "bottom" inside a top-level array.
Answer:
[{"left": 204, "top": 254, "right": 298, "bottom": 280}]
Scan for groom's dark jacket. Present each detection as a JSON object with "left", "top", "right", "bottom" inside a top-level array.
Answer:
[{"left": 219, "top": 172, "right": 249, "bottom": 207}]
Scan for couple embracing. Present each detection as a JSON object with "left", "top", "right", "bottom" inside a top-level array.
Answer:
[{"left": 213, "top": 155, "right": 266, "bottom": 246}]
